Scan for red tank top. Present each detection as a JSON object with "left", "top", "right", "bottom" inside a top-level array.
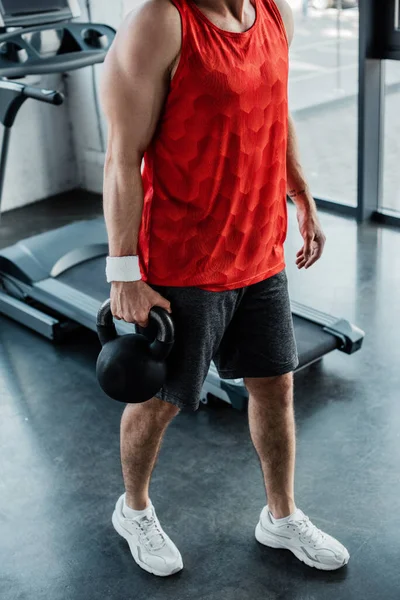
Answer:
[{"left": 138, "top": 0, "right": 289, "bottom": 291}]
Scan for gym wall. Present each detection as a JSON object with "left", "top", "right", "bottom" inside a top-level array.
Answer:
[
  {"left": 67, "top": 0, "right": 141, "bottom": 195},
  {"left": 1, "top": 71, "right": 76, "bottom": 212}
]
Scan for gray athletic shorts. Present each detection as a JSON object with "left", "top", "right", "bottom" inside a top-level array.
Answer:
[{"left": 142, "top": 269, "right": 299, "bottom": 412}]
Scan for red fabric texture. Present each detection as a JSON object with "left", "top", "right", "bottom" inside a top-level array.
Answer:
[{"left": 138, "top": 0, "right": 289, "bottom": 290}]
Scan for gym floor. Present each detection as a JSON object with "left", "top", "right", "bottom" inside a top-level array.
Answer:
[{"left": 1, "top": 192, "right": 399, "bottom": 600}]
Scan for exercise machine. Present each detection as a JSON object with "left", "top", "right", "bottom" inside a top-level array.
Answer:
[{"left": 0, "top": 2, "right": 364, "bottom": 410}]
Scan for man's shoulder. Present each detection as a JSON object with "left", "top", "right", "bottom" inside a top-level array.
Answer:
[
  {"left": 122, "top": 0, "right": 181, "bottom": 33},
  {"left": 112, "top": 0, "right": 181, "bottom": 71},
  {"left": 269, "top": 0, "right": 294, "bottom": 45}
]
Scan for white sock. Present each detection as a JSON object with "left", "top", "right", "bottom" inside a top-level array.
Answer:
[
  {"left": 123, "top": 495, "right": 151, "bottom": 519},
  {"left": 268, "top": 507, "right": 298, "bottom": 524}
]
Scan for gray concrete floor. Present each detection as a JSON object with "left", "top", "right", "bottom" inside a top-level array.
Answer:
[{"left": 1, "top": 195, "right": 400, "bottom": 600}]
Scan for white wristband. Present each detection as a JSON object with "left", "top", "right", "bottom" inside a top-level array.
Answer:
[{"left": 106, "top": 256, "right": 142, "bottom": 283}]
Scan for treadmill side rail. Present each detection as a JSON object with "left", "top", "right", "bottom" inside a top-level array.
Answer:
[
  {"left": 0, "top": 289, "right": 61, "bottom": 340},
  {"left": 32, "top": 278, "right": 104, "bottom": 333},
  {"left": 291, "top": 301, "right": 365, "bottom": 355},
  {"left": 323, "top": 320, "right": 365, "bottom": 355}
]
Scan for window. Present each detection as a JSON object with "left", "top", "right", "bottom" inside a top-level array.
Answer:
[
  {"left": 380, "top": 60, "right": 400, "bottom": 214},
  {"left": 289, "top": 1, "right": 359, "bottom": 207}
]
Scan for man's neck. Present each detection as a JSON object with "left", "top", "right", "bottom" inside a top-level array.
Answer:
[{"left": 193, "top": 0, "right": 250, "bottom": 22}]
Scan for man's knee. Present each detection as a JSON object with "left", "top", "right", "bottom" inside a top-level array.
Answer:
[
  {"left": 151, "top": 397, "right": 181, "bottom": 419},
  {"left": 123, "top": 397, "right": 180, "bottom": 430},
  {"left": 245, "top": 372, "right": 294, "bottom": 406},
  {"left": 138, "top": 396, "right": 180, "bottom": 421}
]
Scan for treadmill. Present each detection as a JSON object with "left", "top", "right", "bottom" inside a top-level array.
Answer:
[{"left": 0, "top": 3, "right": 365, "bottom": 411}]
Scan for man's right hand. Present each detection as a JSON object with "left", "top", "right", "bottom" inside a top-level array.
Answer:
[{"left": 110, "top": 280, "right": 171, "bottom": 328}]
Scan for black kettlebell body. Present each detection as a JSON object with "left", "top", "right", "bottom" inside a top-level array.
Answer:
[{"left": 96, "top": 300, "right": 174, "bottom": 404}]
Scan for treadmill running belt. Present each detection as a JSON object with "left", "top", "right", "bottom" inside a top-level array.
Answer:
[{"left": 57, "top": 256, "right": 339, "bottom": 368}]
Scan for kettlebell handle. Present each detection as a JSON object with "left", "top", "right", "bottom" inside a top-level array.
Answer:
[{"left": 96, "top": 299, "right": 175, "bottom": 360}]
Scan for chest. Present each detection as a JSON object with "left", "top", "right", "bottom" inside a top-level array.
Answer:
[{"left": 171, "top": 37, "right": 288, "bottom": 107}]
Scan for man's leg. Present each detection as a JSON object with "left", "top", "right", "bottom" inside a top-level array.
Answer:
[
  {"left": 121, "top": 397, "right": 180, "bottom": 510},
  {"left": 219, "top": 272, "right": 348, "bottom": 569},
  {"left": 247, "top": 372, "right": 350, "bottom": 570},
  {"left": 112, "top": 397, "right": 183, "bottom": 577},
  {"left": 246, "top": 373, "right": 296, "bottom": 519}
]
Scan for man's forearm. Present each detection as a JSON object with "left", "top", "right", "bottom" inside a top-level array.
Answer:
[
  {"left": 286, "top": 113, "right": 316, "bottom": 214},
  {"left": 103, "top": 157, "right": 144, "bottom": 257}
]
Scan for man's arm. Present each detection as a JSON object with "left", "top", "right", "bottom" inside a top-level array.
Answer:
[
  {"left": 100, "top": 0, "right": 181, "bottom": 325},
  {"left": 286, "top": 114, "right": 326, "bottom": 269},
  {"left": 274, "top": 0, "right": 326, "bottom": 270}
]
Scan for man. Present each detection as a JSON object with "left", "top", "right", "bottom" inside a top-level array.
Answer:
[{"left": 101, "top": 0, "right": 349, "bottom": 577}]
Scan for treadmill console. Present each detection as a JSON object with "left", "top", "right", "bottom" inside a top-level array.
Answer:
[
  {"left": 0, "top": 23, "right": 115, "bottom": 78},
  {"left": 0, "top": 0, "right": 81, "bottom": 29}
]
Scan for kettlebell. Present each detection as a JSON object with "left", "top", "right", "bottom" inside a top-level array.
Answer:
[{"left": 96, "top": 299, "right": 175, "bottom": 403}]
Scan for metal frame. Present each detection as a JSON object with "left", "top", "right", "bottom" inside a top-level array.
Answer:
[
  {"left": 357, "top": 0, "right": 400, "bottom": 224},
  {"left": 371, "top": 209, "right": 400, "bottom": 228},
  {"left": 0, "top": 23, "right": 115, "bottom": 79},
  {"left": 385, "top": 1, "right": 400, "bottom": 59},
  {"left": 314, "top": 197, "right": 357, "bottom": 218},
  {"left": 357, "top": 62, "right": 385, "bottom": 221},
  {"left": 0, "top": 288, "right": 60, "bottom": 339},
  {"left": 0, "top": 79, "right": 64, "bottom": 220},
  {"left": 356, "top": 0, "right": 386, "bottom": 222}
]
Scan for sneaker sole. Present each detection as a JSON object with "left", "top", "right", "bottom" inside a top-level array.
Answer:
[
  {"left": 255, "top": 523, "right": 350, "bottom": 571},
  {"left": 112, "top": 510, "right": 183, "bottom": 577}
]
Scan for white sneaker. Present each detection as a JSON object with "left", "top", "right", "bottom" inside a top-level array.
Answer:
[
  {"left": 112, "top": 494, "right": 183, "bottom": 576},
  {"left": 255, "top": 506, "right": 350, "bottom": 571}
]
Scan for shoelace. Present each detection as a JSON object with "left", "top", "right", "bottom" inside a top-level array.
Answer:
[
  {"left": 290, "top": 515, "right": 325, "bottom": 546},
  {"left": 136, "top": 514, "right": 166, "bottom": 551}
]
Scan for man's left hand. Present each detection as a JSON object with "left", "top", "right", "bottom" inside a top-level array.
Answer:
[{"left": 296, "top": 208, "right": 326, "bottom": 269}]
